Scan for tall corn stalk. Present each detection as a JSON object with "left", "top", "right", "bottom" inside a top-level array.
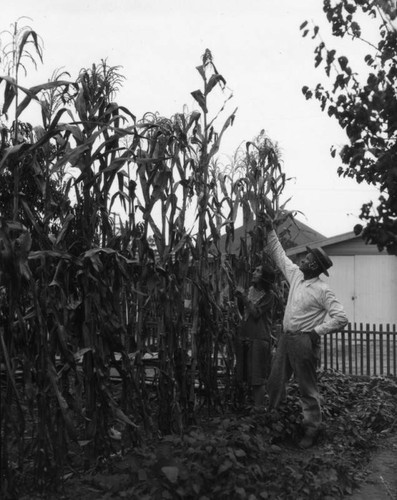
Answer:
[
  {"left": 209, "top": 131, "right": 292, "bottom": 405},
  {"left": 0, "top": 22, "right": 77, "bottom": 494},
  {"left": 127, "top": 112, "right": 192, "bottom": 433},
  {"left": 186, "top": 49, "right": 237, "bottom": 413},
  {"left": 1, "top": 19, "right": 42, "bottom": 220},
  {"left": 1, "top": 39, "right": 141, "bottom": 491},
  {"left": 47, "top": 61, "right": 141, "bottom": 458},
  {"left": 0, "top": 26, "right": 294, "bottom": 495},
  {"left": 129, "top": 108, "right": 204, "bottom": 431},
  {"left": 117, "top": 49, "right": 237, "bottom": 428}
]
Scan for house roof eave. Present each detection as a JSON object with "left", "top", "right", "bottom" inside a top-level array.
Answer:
[{"left": 285, "top": 231, "right": 357, "bottom": 256}]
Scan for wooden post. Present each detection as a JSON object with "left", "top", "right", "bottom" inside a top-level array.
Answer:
[
  {"left": 354, "top": 323, "right": 358, "bottom": 375},
  {"left": 360, "top": 323, "right": 364, "bottom": 376},
  {"left": 347, "top": 324, "right": 352, "bottom": 375},
  {"left": 366, "top": 323, "right": 371, "bottom": 376},
  {"left": 393, "top": 324, "right": 396, "bottom": 377},
  {"left": 335, "top": 332, "right": 339, "bottom": 371},
  {"left": 373, "top": 323, "right": 377, "bottom": 376},
  {"left": 341, "top": 329, "right": 346, "bottom": 373},
  {"left": 386, "top": 324, "right": 391, "bottom": 376},
  {"left": 379, "top": 324, "right": 384, "bottom": 375}
]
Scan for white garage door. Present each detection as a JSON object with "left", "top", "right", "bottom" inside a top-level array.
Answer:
[{"left": 324, "top": 255, "right": 397, "bottom": 325}]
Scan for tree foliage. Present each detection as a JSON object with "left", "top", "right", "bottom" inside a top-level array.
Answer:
[{"left": 301, "top": 0, "right": 397, "bottom": 254}]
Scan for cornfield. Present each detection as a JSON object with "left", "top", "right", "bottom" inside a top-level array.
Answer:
[{"left": 0, "top": 23, "right": 291, "bottom": 497}]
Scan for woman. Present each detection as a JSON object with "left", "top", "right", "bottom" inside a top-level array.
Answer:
[{"left": 235, "top": 263, "right": 276, "bottom": 406}]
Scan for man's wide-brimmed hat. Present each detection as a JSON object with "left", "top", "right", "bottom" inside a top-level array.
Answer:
[{"left": 305, "top": 246, "right": 333, "bottom": 276}]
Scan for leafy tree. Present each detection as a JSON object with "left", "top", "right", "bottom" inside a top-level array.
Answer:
[{"left": 301, "top": 0, "right": 397, "bottom": 254}]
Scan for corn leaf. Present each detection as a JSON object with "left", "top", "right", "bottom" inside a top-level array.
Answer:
[{"left": 191, "top": 90, "right": 207, "bottom": 113}]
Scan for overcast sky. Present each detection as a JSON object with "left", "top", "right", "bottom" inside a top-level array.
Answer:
[{"left": 2, "top": 0, "right": 381, "bottom": 237}]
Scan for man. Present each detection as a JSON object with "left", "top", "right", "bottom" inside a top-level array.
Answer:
[{"left": 264, "top": 218, "right": 348, "bottom": 449}]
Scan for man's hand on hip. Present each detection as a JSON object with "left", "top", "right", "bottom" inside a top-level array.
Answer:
[{"left": 308, "top": 330, "right": 321, "bottom": 347}]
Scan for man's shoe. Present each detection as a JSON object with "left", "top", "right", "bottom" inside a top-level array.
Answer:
[
  {"left": 298, "top": 435, "right": 314, "bottom": 449},
  {"left": 298, "top": 431, "right": 318, "bottom": 449}
]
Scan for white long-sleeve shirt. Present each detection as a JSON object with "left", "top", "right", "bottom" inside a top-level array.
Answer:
[{"left": 266, "top": 230, "right": 348, "bottom": 336}]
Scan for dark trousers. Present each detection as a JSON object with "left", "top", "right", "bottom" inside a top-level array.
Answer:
[{"left": 267, "top": 332, "right": 321, "bottom": 433}]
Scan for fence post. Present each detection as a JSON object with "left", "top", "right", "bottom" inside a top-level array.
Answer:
[
  {"left": 341, "top": 328, "right": 346, "bottom": 373},
  {"left": 386, "top": 324, "right": 390, "bottom": 376},
  {"left": 366, "top": 323, "right": 371, "bottom": 376},
  {"left": 393, "top": 324, "right": 396, "bottom": 377},
  {"left": 379, "top": 324, "right": 384, "bottom": 375},
  {"left": 324, "top": 334, "right": 328, "bottom": 371},
  {"left": 359, "top": 323, "right": 364, "bottom": 376},
  {"left": 373, "top": 323, "right": 377, "bottom": 376},
  {"left": 354, "top": 322, "right": 358, "bottom": 376},
  {"left": 347, "top": 323, "right": 352, "bottom": 375}
]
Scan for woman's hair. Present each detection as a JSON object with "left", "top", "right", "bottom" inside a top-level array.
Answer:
[{"left": 259, "top": 262, "right": 276, "bottom": 285}]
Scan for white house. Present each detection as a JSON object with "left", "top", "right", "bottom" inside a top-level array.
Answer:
[{"left": 286, "top": 232, "right": 397, "bottom": 326}]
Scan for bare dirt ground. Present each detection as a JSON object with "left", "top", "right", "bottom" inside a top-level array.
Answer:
[{"left": 347, "top": 433, "right": 397, "bottom": 500}]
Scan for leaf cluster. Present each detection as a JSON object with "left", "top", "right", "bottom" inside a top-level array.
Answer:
[
  {"left": 301, "top": 0, "right": 397, "bottom": 254},
  {"left": 18, "top": 371, "right": 396, "bottom": 500}
]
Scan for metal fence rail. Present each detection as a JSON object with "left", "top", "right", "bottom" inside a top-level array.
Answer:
[{"left": 322, "top": 323, "right": 397, "bottom": 376}]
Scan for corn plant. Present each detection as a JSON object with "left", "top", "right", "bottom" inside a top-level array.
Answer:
[
  {"left": 126, "top": 114, "right": 206, "bottom": 428},
  {"left": 114, "top": 50, "right": 238, "bottom": 428},
  {"left": 184, "top": 49, "right": 237, "bottom": 413},
  {"left": 1, "top": 18, "right": 42, "bottom": 222},
  {"left": 0, "top": 21, "right": 295, "bottom": 495},
  {"left": 214, "top": 130, "right": 292, "bottom": 405},
  {"left": 0, "top": 23, "right": 74, "bottom": 494},
  {"left": 0, "top": 30, "right": 141, "bottom": 490}
]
